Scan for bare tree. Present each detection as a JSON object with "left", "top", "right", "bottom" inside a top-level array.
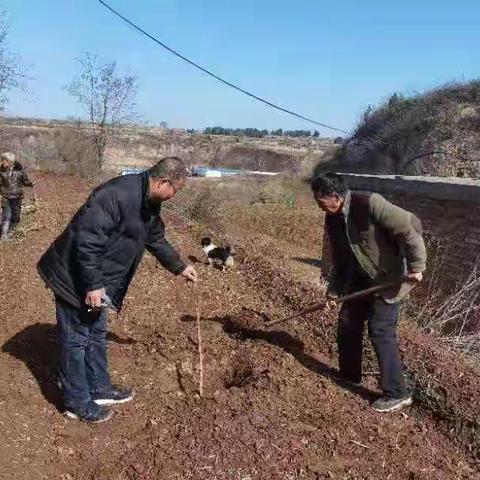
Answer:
[
  {"left": 0, "top": 10, "right": 28, "bottom": 111},
  {"left": 67, "top": 53, "right": 138, "bottom": 169}
]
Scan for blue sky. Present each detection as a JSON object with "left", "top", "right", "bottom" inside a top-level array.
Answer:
[{"left": 3, "top": 0, "right": 480, "bottom": 134}]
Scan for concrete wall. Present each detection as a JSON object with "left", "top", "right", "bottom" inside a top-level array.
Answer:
[{"left": 330, "top": 174, "right": 480, "bottom": 289}]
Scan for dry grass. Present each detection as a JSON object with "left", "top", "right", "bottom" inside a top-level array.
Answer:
[
  {"left": 416, "top": 264, "right": 480, "bottom": 356},
  {"left": 407, "top": 235, "right": 480, "bottom": 357},
  {"left": 169, "top": 176, "right": 322, "bottom": 250},
  {"left": 1, "top": 123, "right": 99, "bottom": 176}
]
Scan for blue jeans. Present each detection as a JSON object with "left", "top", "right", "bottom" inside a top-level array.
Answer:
[{"left": 56, "top": 298, "right": 112, "bottom": 410}]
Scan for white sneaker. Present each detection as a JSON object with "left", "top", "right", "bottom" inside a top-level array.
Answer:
[{"left": 372, "top": 396, "right": 413, "bottom": 412}]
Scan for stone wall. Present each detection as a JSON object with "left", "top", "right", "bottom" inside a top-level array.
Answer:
[{"left": 327, "top": 174, "right": 480, "bottom": 289}]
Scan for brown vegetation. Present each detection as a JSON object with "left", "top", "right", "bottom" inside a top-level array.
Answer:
[{"left": 317, "top": 81, "right": 480, "bottom": 178}]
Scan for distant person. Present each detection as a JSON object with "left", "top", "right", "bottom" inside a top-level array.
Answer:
[
  {"left": 38, "top": 157, "right": 198, "bottom": 423},
  {"left": 311, "top": 173, "right": 426, "bottom": 413},
  {"left": 0, "top": 152, "right": 34, "bottom": 241}
]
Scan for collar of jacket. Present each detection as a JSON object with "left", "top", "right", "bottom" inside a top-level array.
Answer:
[
  {"left": 141, "top": 171, "right": 162, "bottom": 216},
  {"left": 341, "top": 189, "right": 352, "bottom": 217}
]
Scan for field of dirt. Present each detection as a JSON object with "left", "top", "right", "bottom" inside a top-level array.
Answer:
[{"left": 1, "top": 173, "right": 479, "bottom": 480}]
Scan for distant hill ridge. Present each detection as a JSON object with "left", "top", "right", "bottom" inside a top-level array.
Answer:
[
  {"left": 0, "top": 117, "right": 332, "bottom": 176},
  {"left": 317, "top": 80, "right": 480, "bottom": 179}
]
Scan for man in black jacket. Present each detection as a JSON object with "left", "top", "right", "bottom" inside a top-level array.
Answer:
[{"left": 38, "top": 157, "right": 197, "bottom": 423}]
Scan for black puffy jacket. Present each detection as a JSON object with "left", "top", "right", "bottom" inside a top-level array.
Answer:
[{"left": 37, "top": 171, "right": 186, "bottom": 310}]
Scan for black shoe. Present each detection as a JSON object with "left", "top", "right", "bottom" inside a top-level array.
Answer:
[
  {"left": 92, "top": 386, "right": 135, "bottom": 406},
  {"left": 64, "top": 401, "right": 112, "bottom": 423},
  {"left": 342, "top": 378, "right": 362, "bottom": 388},
  {"left": 372, "top": 396, "right": 413, "bottom": 413},
  {"left": 334, "top": 372, "right": 362, "bottom": 388}
]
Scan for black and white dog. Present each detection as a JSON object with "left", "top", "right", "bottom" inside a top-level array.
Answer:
[{"left": 201, "top": 237, "right": 234, "bottom": 270}]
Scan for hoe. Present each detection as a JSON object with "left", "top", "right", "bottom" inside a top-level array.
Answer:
[{"left": 264, "top": 279, "right": 406, "bottom": 328}]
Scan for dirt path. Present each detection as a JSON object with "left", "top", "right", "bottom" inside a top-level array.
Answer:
[{"left": 0, "top": 174, "right": 478, "bottom": 480}]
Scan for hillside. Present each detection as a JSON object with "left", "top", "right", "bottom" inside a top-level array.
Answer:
[
  {"left": 317, "top": 81, "right": 480, "bottom": 178},
  {"left": 0, "top": 173, "right": 479, "bottom": 479}
]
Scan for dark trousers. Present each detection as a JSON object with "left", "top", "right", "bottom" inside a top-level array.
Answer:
[
  {"left": 1, "top": 197, "right": 22, "bottom": 228},
  {"left": 56, "top": 298, "right": 111, "bottom": 410},
  {"left": 337, "top": 295, "right": 409, "bottom": 399}
]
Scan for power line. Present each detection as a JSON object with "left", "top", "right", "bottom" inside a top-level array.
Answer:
[{"left": 97, "top": 0, "right": 351, "bottom": 135}]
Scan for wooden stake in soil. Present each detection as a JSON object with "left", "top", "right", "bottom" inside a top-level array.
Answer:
[{"left": 194, "top": 283, "right": 204, "bottom": 398}]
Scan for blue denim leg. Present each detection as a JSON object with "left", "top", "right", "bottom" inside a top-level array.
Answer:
[
  {"left": 85, "top": 308, "right": 112, "bottom": 395},
  {"left": 56, "top": 298, "right": 91, "bottom": 410}
]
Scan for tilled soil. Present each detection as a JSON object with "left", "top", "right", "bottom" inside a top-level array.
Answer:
[{"left": 0, "top": 173, "right": 479, "bottom": 480}]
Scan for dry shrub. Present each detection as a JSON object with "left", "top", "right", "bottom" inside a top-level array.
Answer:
[
  {"left": 317, "top": 80, "right": 480, "bottom": 178},
  {"left": 171, "top": 181, "right": 225, "bottom": 234},
  {"left": 408, "top": 235, "right": 480, "bottom": 357},
  {"left": 16, "top": 125, "right": 98, "bottom": 176},
  {"left": 418, "top": 263, "right": 480, "bottom": 355},
  {"left": 53, "top": 125, "right": 98, "bottom": 175},
  {"left": 20, "top": 133, "right": 60, "bottom": 171}
]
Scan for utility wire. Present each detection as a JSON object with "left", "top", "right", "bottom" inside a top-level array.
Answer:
[
  {"left": 98, "top": 0, "right": 441, "bottom": 174},
  {"left": 98, "top": 0, "right": 351, "bottom": 135}
]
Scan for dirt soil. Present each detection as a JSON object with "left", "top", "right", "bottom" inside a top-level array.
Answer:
[{"left": 0, "top": 173, "right": 479, "bottom": 480}]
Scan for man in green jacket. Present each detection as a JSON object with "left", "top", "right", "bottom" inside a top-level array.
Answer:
[{"left": 312, "top": 173, "right": 426, "bottom": 412}]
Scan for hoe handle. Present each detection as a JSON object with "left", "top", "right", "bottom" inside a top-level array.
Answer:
[{"left": 265, "top": 280, "right": 403, "bottom": 328}]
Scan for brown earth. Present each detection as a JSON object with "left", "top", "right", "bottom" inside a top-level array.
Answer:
[{"left": 0, "top": 173, "right": 479, "bottom": 480}]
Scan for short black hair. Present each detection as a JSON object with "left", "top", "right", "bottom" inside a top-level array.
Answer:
[
  {"left": 149, "top": 157, "right": 188, "bottom": 183},
  {"left": 310, "top": 173, "right": 348, "bottom": 197}
]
